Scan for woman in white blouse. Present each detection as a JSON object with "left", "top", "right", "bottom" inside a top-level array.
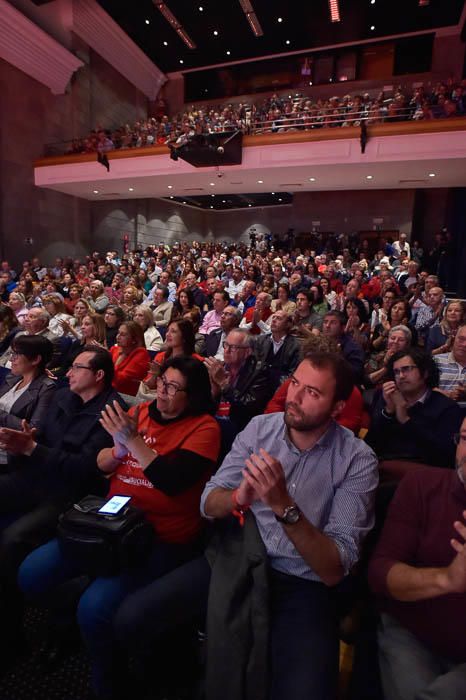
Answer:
[
  {"left": 132, "top": 305, "right": 163, "bottom": 351},
  {"left": 42, "top": 294, "right": 74, "bottom": 337}
]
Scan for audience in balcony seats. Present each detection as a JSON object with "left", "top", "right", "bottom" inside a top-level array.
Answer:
[
  {"left": 240, "top": 291, "right": 273, "bottom": 335},
  {"left": 426, "top": 299, "right": 466, "bottom": 355},
  {"left": 201, "top": 351, "right": 378, "bottom": 700},
  {"left": 0, "top": 346, "right": 123, "bottom": 661},
  {"left": 368, "top": 417, "right": 466, "bottom": 700},
  {"left": 84, "top": 280, "right": 110, "bottom": 314},
  {"left": 322, "top": 310, "right": 365, "bottom": 383},
  {"left": 199, "top": 290, "right": 230, "bottom": 335},
  {"left": 18, "top": 356, "right": 220, "bottom": 700},
  {"left": 202, "top": 306, "right": 242, "bottom": 360},
  {"left": 434, "top": 323, "right": 466, "bottom": 402},
  {"left": 132, "top": 306, "right": 163, "bottom": 352},
  {"left": 109, "top": 321, "right": 150, "bottom": 396},
  {"left": 204, "top": 328, "right": 273, "bottom": 436},
  {"left": 149, "top": 285, "right": 173, "bottom": 330},
  {"left": 366, "top": 348, "right": 464, "bottom": 476},
  {"left": 103, "top": 304, "right": 125, "bottom": 349}
]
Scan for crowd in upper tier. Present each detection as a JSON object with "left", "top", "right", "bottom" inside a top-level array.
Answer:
[
  {"left": 62, "top": 77, "right": 466, "bottom": 156},
  {"left": 0, "top": 228, "right": 465, "bottom": 700}
]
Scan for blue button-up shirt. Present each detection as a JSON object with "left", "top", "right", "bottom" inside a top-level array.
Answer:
[{"left": 201, "top": 413, "right": 379, "bottom": 581}]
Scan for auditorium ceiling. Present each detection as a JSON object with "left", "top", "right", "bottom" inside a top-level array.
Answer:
[{"left": 96, "top": 0, "right": 465, "bottom": 74}]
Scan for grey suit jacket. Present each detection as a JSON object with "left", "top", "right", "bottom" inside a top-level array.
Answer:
[{"left": 0, "top": 373, "right": 57, "bottom": 432}]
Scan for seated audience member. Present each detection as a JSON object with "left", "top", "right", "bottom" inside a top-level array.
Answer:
[
  {"left": 253, "top": 309, "right": 300, "bottom": 390},
  {"left": 344, "top": 298, "right": 370, "bottom": 349},
  {"left": 322, "top": 310, "right": 365, "bottom": 383},
  {"left": 150, "top": 285, "right": 173, "bottom": 330},
  {"left": 271, "top": 283, "right": 296, "bottom": 315},
  {"left": 0, "top": 347, "right": 123, "bottom": 655},
  {"left": 365, "top": 325, "right": 412, "bottom": 387},
  {"left": 201, "top": 352, "right": 378, "bottom": 700},
  {"left": 204, "top": 328, "right": 274, "bottom": 434},
  {"left": 240, "top": 291, "right": 273, "bottom": 335},
  {"left": 434, "top": 323, "right": 466, "bottom": 401},
  {"left": 110, "top": 321, "right": 150, "bottom": 396},
  {"left": 153, "top": 318, "right": 204, "bottom": 367},
  {"left": 170, "top": 288, "right": 201, "bottom": 324},
  {"left": 366, "top": 348, "right": 463, "bottom": 472},
  {"left": 8, "top": 291, "right": 28, "bottom": 326},
  {"left": 371, "top": 299, "right": 412, "bottom": 350},
  {"left": 183, "top": 307, "right": 205, "bottom": 355},
  {"left": 370, "top": 290, "right": 397, "bottom": 333},
  {"left": 104, "top": 305, "right": 126, "bottom": 348},
  {"left": 292, "top": 288, "right": 324, "bottom": 335},
  {"left": 0, "top": 335, "right": 55, "bottom": 460},
  {"left": 426, "top": 299, "right": 466, "bottom": 355},
  {"left": 415, "top": 286, "right": 445, "bottom": 343},
  {"left": 0, "top": 304, "right": 20, "bottom": 365},
  {"left": 368, "top": 418, "right": 466, "bottom": 700},
  {"left": 133, "top": 305, "right": 163, "bottom": 351},
  {"left": 237, "top": 280, "right": 257, "bottom": 314},
  {"left": 202, "top": 306, "right": 241, "bottom": 360},
  {"left": 56, "top": 313, "right": 107, "bottom": 375},
  {"left": 85, "top": 280, "right": 110, "bottom": 314},
  {"left": 226, "top": 266, "right": 246, "bottom": 301},
  {"left": 42, "top": 294, "right": 74, "bottom": 337},
  {"left": 199, "top": 290, "right": 230, "bottom": 335},
  {"left": 183, "top": 272, "right": 208, "bottom": 311},
  {"left": 120, "top": 285, "right": 142, "bottom": 319},
  {"left": 19, "top": 356, "right": 221, "bottom": 700},
  {"left": 60, "top": 298, "right": 91, "bottom": 340},
  {"left": 309, "top": 283, "right": 329, "bottom": 316}
]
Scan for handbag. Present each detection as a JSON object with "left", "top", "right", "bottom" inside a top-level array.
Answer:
[{"left": 57, "top": 495, "right": 154, "bottom": 576}]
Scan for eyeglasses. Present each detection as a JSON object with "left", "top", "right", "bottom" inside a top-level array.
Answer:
[
  {"left": 9, "top": 352, "right": 24, "bottom": 359},
  {"left": 156, "top": 376, "right": 186, "bottom": 398},
  {"left": 393, "top": 365, "right": 417, "bottom": 377},
  {"left": 69, "top": 363, "right": 94, "bottom": 372},
  {"left": 223, "top": 341, "right": 247, "bottom": 351},
  {"left": 453, "top": 434, "right": 466, "bottom": 446}
]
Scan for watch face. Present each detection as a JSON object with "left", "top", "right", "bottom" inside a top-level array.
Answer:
[{"left": 284, "top": 506, "right": 301, "bottom": 524}]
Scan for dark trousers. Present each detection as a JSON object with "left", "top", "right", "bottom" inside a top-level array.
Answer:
[{"left": 268, "top": 569, "right": 339, "bottom": 700}]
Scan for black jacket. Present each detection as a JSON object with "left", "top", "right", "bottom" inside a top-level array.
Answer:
[
  {"left": 0, "top": 372, "right": 56, "bottom": 433},
  {"left": 222, "top": 355, "right": 275, "bottom": 432},
  {"left": 253, "top": 333, "right": 301, "bottom": 390},
  {"left": 202, "top": 328, "right": 223, "bottom": 358},
  {"left": 366, "top": 388, "right": 463, "bottom": 468}
]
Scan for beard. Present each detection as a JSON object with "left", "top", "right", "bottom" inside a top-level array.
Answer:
[{"left": 284, "top": 401, "right": 331, "bottom": 432}]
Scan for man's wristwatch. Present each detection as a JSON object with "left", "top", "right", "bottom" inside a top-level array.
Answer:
[{"left": 274, "top": 504, "right": 302, "bottom": 525}]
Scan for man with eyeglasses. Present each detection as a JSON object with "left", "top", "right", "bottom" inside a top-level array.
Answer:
[
  {"left": 0, "top": 346, "right": 125, "bottom": 661},
  {"left": 366, "top": 348, "right": 463, "bottom": 475},
  {"left": 202, "top": 305, "right": 241, "bottom": 360},
  {"left": 369, "top": 417, "right": 466, "bottom": 700}
]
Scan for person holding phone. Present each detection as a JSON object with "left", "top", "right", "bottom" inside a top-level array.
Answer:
[{"left": 18, "top": 356, "right": 220, "bottom": 700}]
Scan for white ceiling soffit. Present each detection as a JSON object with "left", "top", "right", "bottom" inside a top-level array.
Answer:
[
  {"left": 0, "top": 0, "right": 83, "bottom": 95},
  {"left": 72, "top": 0, "right": 167, "bottom": 100}
]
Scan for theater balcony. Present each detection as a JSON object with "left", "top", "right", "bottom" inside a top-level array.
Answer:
[{"left": 34, "top": 118, "right": 466, "bottom": 201}]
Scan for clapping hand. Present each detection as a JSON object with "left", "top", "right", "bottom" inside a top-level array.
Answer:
[
  {"left": 100, "top": 402, "right": 140, "bottom": 456},
  {"left": 204, "top": 357, "right": 229, "bottom": 392},
  {"left": 242, "top": 449, "right": 290, "bottom": 513},
  {"left": 0, "top": 420, "right": 37, "bottom": 455}
]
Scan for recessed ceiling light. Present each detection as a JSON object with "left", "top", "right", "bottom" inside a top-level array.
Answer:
[
  {"left": 169, "top": 196, "right": 174, "bottom": 199},
  {"left": 285, "top": 40, "right": 290, "bottom": 45},
  {"left": 145, "top": 19, "right": 150, "bottom": 25},
  {"left": 309, "top": 81, "right": 313, "bottom": 86},
  {"left": 226, "top": 50, "right": 231, "bottom": 55},
  {"left": 278, "top": 198, "right": 282, "bottom": 202},
  {"left": 179, "top": 59, "right": 184, "bottom": 64},
  {"left": 277, "top": 17, "right": 283, "bottom": 23},
  {"left": 128, "top": 187, "right": 134, "bottom": 191},
  {"left": 366, "top": 175, "right": 373, "bottom": 180},
  {"left": 210, "top": 205, "right": 214, "bottom": 209},
  {"left": 93, "top": 190, "right": 99, "bottom": 194},
  {"left": 183, "top": 201, "right": 186, "bottom": 204},
  {"left": 163, "top": 41, "right": 168, "bottom": 46},
  {"left": 222, "top": 200, "right": 226, "bottom": 203},
  {"left": 213, "top": 30, "right": 218, "bottom": 36},
  {"left": 199, "top": 5, "right": 203, "bottom": 10},
  {"left": 248, "top": 204, "right": 252, "bottom": 207},
  {"left": 370, "top": 25, "right": 375, "bottom": 31},
  {"left": 257, "top": 179, "right": 263, "bottom": 183},
  {"left": 429, "top": 172, "right": 436, "bottom": 177},
  {"left": 371, "top": 0, "right": 375, "bottom": 4},
  {"left": 211, "top": 194, "right": 215, "bottom": 197},
  {"left": 271, "top": 192, "right": 275, "bottom": 195},
  {"left": 167, "top": 185, "right": 173, "bottom": 189},
  {"left": 210, "top": 182, "right": 215, "bottom": 186},
  {"left": 309, "top": 177, "right": 316, "bottom": 182}
]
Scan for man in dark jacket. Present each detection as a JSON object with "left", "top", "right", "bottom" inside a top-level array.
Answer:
[
  {"left": 322, "top": 310, "right": 365, "bottom": 383},
  {"left": 253, "top": 310, "right": 301, "bottom": 393},
  {"left": 0, "top": 346, "right": 125, "bottom": 655},
  {"left": 202, "top": 306, "right": 241, "bottom": 360}
]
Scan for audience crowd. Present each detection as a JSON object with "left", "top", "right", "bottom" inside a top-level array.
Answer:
[
  {"left": 62, "top": 78, "right": 466, "bottom": 156},
  {"left": 0, "top": 227, "right": 465, "bottom": 700}
]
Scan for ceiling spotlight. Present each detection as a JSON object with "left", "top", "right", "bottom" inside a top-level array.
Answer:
[
  {"left": 226, "top": 50, "right": 231, "bottom": 55},
  {"left": 285, "top": 39, "right": 290, "bottom": 45},
  {"left": 210, "top": 205, "right": 214, "bottom": 209},
  {"left": 278, "top": 198, "right": 282, "bottom": 202},
  {"left": 210, "top": 182, "right": 215, "bottom": 186},
  {"left": 183, "top": 201, "right": 187, "bottom": 204},
  {"left": 168, "top": 185, "right": 173, "bottom": 189},
  {"left": 366, "top": 175, "right": 373, "bottom": 180},
  {"left": 128, "top": 187, "right": 134, "bottom": 191},
  {"left": 257, "top": 179, "right": 263, "bottom": 183},
  {"left": 309, "top": 81, "right": 313, "bottom": 86},
  {"left": 429, "top": 173, "right": 436, "bottom": 177},
  {"left": 179, "top": 59, "right": 184, "bottom": 64},
  {"left": 211, "top": 194, "right": 215, "bottom": 197},
  {"left": 169, "top": 196, "right": 174, "bottom": 199},
  {"left": 277, "top": 17, "right": 283, "bottom": 22},
  {"left": 199, "top": 5, "right": 203, "bottom": 10},
  {"left": 328, "top": 0, "right": 341, "bottom": 23},
  {"left": 371, "top": 0, "right": 375, "bottom": 3},
  {"left": 248, "top": 204, "right": 252, "bottom": 207},
  {"left": 145, "top": 19, "right": 150, "bottom": 25},
  {"left": 271, "top": 192, "right": 275, "bottom": 195},
  {"left": 213, "top": 30, "right": 218, "bottom": 36},
  {"left": 309, "top": 177, "right": 316, "bottom": 182},
  {"left": 163, "top": 41, "right": 168, "bottom": 46},
  {"left": 222, "top": 200, "right": 226, "bottom": 203},
  {"left": 93, "top": 190, "right": 99, "bottom": 194},
  {"left": 370, "top": 25, "right": 375, "bottom": 31}
]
